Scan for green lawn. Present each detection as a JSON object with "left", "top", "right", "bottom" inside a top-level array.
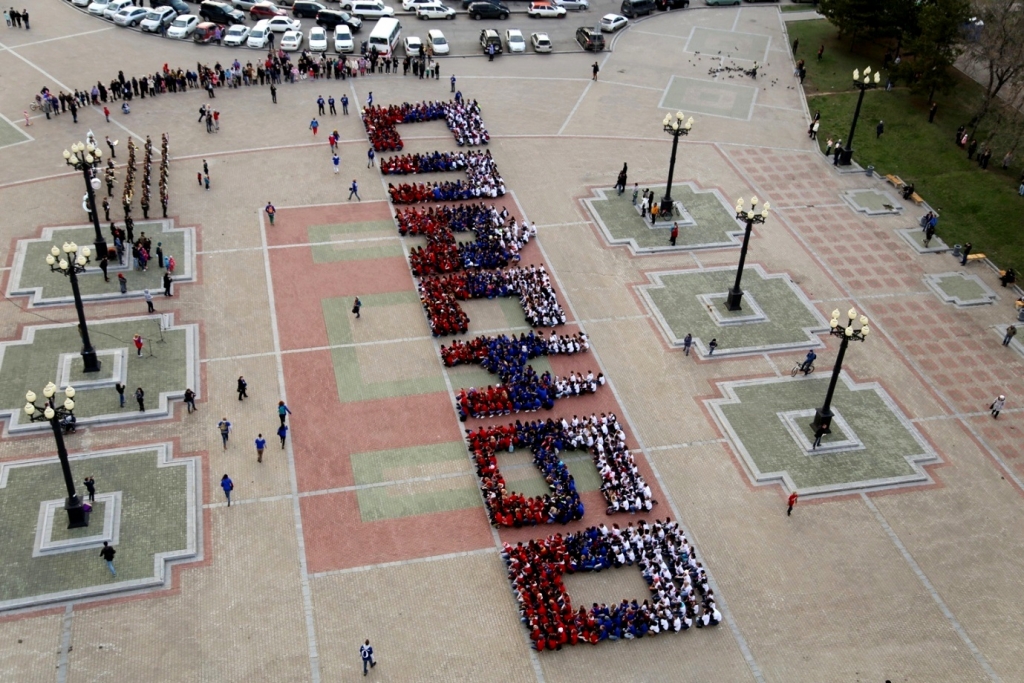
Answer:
[{"left": 788, "top": 20, "right": 1024, "bottom": 269}]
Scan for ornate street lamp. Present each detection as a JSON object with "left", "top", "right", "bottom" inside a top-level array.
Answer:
[
  {"left": 840, "top": 67, "right": 881, "bottom": 166},
  {"left": 47, "top": 242, "right": 101, "bottom": 373},
  {"left": 811, "top": 307, "right": 870, "bottom": 430},
  {"left": 24, "top": 383, "right": 89, "bottom": 529},
  {"left": 725, "top": 196, "right": 769, "bottom": 311},
  {"left": 659, "top": 111, "right": 694, "bottom": 221},
  {"left": 63, "top": 142, "right": 108, "bottom": 260}
]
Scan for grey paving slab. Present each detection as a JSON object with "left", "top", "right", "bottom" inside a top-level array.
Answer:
[{"left": 924, "top": 272, "right": 998, "bottom": 307}]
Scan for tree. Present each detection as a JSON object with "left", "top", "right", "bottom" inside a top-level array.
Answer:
[
  {"left": 965, "top": 0, "right": 1024, "bottom": 129},
  {"left": 900, "top": 0, "right": 972, "bottom": 100},
  {"left": 819, "top": 0, "right": 920, "bottom": 48}
]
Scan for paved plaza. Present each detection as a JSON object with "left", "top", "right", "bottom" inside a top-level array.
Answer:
[{"left": 2, "top": 3, "right": 1024, "bottom": 682}]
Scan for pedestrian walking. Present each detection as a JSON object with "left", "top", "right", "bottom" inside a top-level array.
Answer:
[
  {"left": 135, "top": 386, "right": 145, "bottom": 411},
  {"left": 265, "top": 201, "right": 276, "bottom": 226},
  {"left": 204, "top": 174, "right": 210, "bottom": 191},
  {"left": 786, "top": 491, "right": 798, "bottom": 516},
  {"left": 278, "top": 423, "right": 288, "bottom": 448},
  {"left": 631, "top": 183, "right": 638, "bottom": 205},
  {"left": 924, "top": 222, "right": 935, "bottom": 247},
  {"left": 218, "top": 417, "right": 232, "bottom": 449},
  {"left": 809, "top": 120, "right": 819, "bottom": 140},
  {"left": 352, "top": 296, "right": 362, "bottom": 318},
  {"left": 271, "top": 83, "right": 277, "bottom": 103},
  {"left": 961, "top": 242, "right": 972, "bottom": 266},
  {"left": 708, "top": 338, "right": 718, "bottom": 356},
  {"left": 990, "top": 394, "right": 1006, "bottom": 418},
  {"left": 591, "top": 61, "right": 599, "bottom": 81},
  {"left": 1004, "top": 325, "right": 1017, "bottom": 347},
  {"left": 682, "top": 333, "right": 692, "bottom": 356},
  {"left": 100, "top": 541, "right": 117, "bottom": 576},
  {"left": 184, "top": 387, "right": 196, "bottom": 413},
  {"left": 133, "top": 333, "right": 143, "bottom": 355},
  {"left": 221, "top": 474, "right": 234, "bottom": 506},
  {"left": 329, "top": 132, "right": 338, "bottom": 152},
  {"left": 367, "top": 147, "right": 375, "bottom": 168},
  {"left": 876, "top": 120, "right": 884, "bottom": 138},
  {"left": 341, "top": 94, "right": 349, "bottom": 114},
  {"left": 317, "top": 95, "right": 325, "bottom": 115},
  {"left": 816, "top": 44, "right": 823, "bottom": 61},
  {"left": 792, "top": 38, "right": 798, "bottom": 53},
  {"left": 451, "top": 74, "right": 456, "bottom": 92},
  {"left": 310, "top": 118, "right": 319, "bottom": 136},
  {"left": 367, "top": 91, "right": 373, "bottom": 107},
  {"left": 164, "top": 271, "right": 173, "bottom": 297},
  {"left": 99, "top": 256, "right": 109, "bottom": 282},
  {"left": 333, "top": 153, "right": 340, "bottom": 174},
  {"left": 144, "top": 289, "right": 154, "bottom": 313},
  {"left": 237, "top": 376, "right": 248, "bottom": 400},
  {"left": 103, "top": 105, "right": 110, "bottom": 122},
  {"left": 278, "top": 400, "right": 292, "bottom": 425},
  {"left": 360, "top": 640, "right": 376, "bottom": 675},
  {"left": 640, "top": 194, "right": 649, "bottom": 218},
  {"left": 812, "top": 423, "right": 827, "bottom": 449},
  {"left": 84, "top": 476, "right": 96, "bottom": 502},
  {"left": 115, "top": 382, "right": 126, "bottom": 408},
  {"left": 197, "top": 171, "right": 203, "bottom": 186},
  {"left": 3, "top": 9, "right": 9, "bottom": 26},
  {"left": 255, "top": 434, "right": 266, "bottom": 463},
  {"left": 348, "top": 179, "right": 361, "bottom": 201},
  {"left": 670, "top": 222, "right": 679, "bottom": 246}
]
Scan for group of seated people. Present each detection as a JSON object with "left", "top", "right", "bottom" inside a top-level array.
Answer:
[
  {"left": 387, "top": 174, "right": 505, "bottom": 204},
  {"left": 400, "top": 203, "right": 530, "bottom": 275},
  {"left": 443, "top": 98, "right": 490, "bottom": 147},
  {"left": 362, "top": 104, "right": 406, "bottom": 152},
  {"left": 502, "top": 519, "right": 721, "bottom": 650},
  {"left": 379, "top": 150, "right": 467, "bottom": 175},
  {"left": 441, "top": 329, "right": 589, "bottom": 366},
  {"left": 362, "top": 99, "right": 489, "bottom": 153},
  {"left": 418, "top": 275, "right": 471, "bottom": 336}
]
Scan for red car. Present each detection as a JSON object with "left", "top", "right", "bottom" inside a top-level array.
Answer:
[{"left": 250, "top": 2, "right": 286, "bottom": 19}]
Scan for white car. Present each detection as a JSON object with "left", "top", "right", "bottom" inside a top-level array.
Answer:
[
  {"left": 103, "top": 0, "right": 134, "bottom": 20},
  {"left": 555, "top": 0, "right": 588, "bottom": 9},
  {"left": 416, "top": 1, "right": 455, "bottom": 19},
  {"left": 530, "top": 31, "right": 551, "bottom": 52},
  {"left": 267, "top": 14, "right": 301, "bottom": 31},
  {"left": 87, "top": 0, "right": 112, "bottom": 16},
  {"left": 403, "top": 35, "right": 422, "bottom": 55},
  {"left": 114, "top": 5, "right": 148, "bottom": 24},
  {"left": 527, "top": 1, "right": 566, "bottom": 17},
  {"left": 505, "top": 28, "right": 526, "bottom": 52},
  {"left": 426, "top": 28, "right": 448, "bottom": 53},
  {"left": 223, "top": 23, "right": 251, "bottom": 44},
  {"left": 308, "top": 26, "right": 328, "bottom": 50},
  {"left": 72, "top": 0, "right": 91, "bottom": 7},
  {"left": 402, "top": 0, "right": 431, "bottom": 9},
  {"left": 600, "top": 13, "right": 627, "bottom": 31},
  {"left": 140, "top": 7, "right": 176, "bottom": 31},
  {"left": 166, "top": 13, "right": 199, "bottom": 37},
  {"left": 281, "top": 28, "right": 303, "bottom": 49},
  {"left": 248, "top": 19, "right": 272, "bottom": 46},
  {"left": 333, "top": 24, "right": 355, "bottom": 52},
  {"left": 341, "top": 0, "right": 394, "bottom": 18}
]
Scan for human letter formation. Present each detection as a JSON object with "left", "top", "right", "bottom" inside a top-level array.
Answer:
[{"left": 373, "top": 94, "right": 718, "bottom": 650}]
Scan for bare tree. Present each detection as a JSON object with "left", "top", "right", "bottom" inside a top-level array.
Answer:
[{"left": 967, "top": 0, "right": 1024, "bottom": 129}]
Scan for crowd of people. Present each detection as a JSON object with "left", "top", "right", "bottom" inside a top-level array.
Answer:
[
  {"left": 382, "top": 149, "right": 505, "bottom": 202},
  {"left": 380, "top": 150, "right": 466, "bottom": 175},
  {"left": 502, "top": 519, "right": 721, "bottom": 650},
  {"left": 361, "top": 98, "right": 490, "bottom": 154}
]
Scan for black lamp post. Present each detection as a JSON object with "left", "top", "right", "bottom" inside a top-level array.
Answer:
[
  {"left": 725, "top": 196, "right": 769, "bottom": 311},
  {"left": 811, "top": 307, "right": 870, "bottom": 430},
  {"left": 64, "top": 142, "right": 108, "bottom": 260},
  {"left": 840, "top": 67, "right": 881, "bottom": 166},
  {"left": 47, "top": 242, "right": 102, "bottom": 373},
  {"left": 659, "top": 111, "right": 694, "bottom": 220},
  {"left": 24, "top": 383, "right": 89, "bottom": 529}
]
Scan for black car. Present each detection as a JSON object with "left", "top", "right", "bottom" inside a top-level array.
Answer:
[
  {"left": 575, "top": 25, "right": 603, "bottom": 50},
  {"left": 153, "top": 0, "right": 189, "bottom": 13},
  {"left": 292, "top": 0, "right": 325, "bottom": 17},
  {"left": 316, "top": 8, "right": 362, "bottom": 30},
  {"left": 467, "top": 0, "right": 508, "bottom": 19},
  {"left": 199, "top": 0, "right": 246, "bottom": 24},
  {"left": 655, "top": 0, "right": 687, "bottom": 8}
]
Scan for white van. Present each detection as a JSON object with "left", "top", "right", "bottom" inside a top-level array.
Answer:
[
  {"left": 247, "top": 19, "right": 272, "bottom": 47},
  {"left": 368, "top": 17, "right": 401, "bottom": 58}
]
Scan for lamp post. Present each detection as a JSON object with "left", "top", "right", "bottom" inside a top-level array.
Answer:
[
  {"left": 725, "top": 196, "right": 769, "bottom": 311},
  {"left": 47, "top": 242, "right": 102, "bottom": 373},
  {"left": 811, "top": 307, "right": 870, "bottom": 430},
  {"left": 63, "top": 142, "right": 108, "bottom": 260},
  {"left": 24, "top": 383, "right": 89, "bottom": 529},
  {"left": 840, "top": 67, "right": 881, "bottom": 166},
  {"left": 659, "top": 111, "right": 694, "bottom": 220}
]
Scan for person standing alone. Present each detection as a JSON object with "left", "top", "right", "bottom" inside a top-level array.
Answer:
[
  {"left": 787, "top": 491, "right": 798, "bottom": 516},
  {"left": 100, "top": 541, "right": 117, "bottom": 576},
  {"left": 360, "top": 640, "right": 376, "bottom": 675},
  {"left": 991, "top": 394, "right": 1006, "bottom": 418}
]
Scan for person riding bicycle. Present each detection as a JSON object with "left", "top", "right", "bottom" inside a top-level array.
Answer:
[{"left": 800, "top": 350, "right": 816, "bottom": 375}]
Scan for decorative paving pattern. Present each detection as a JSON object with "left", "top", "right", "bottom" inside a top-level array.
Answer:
[
  {"left": 659, "top": 76, "right": 757, "bottom": 121},
  {"left": 896, "top": 227, "right": 949, "bottom": 254},
  {"left": 7, "top": 220, "right": 195, "bottom": 306},
  {"left": 0, "top": 444, "right": 200, "bottom": 612},
  {"left": 583, "top": 185, "right": 743, "bottom": 254},
  {"left": 924, "top": 272, "right": 998, "bottom": 307},
  {"left": 0, "top": 113, "right": 32, "bottom": 148},
  {"left": 708, "top": 375, "right": 940, "bottom": 496},
  {"left": 728, "top": 148, "right": 840, "bottom": 207},
  {"left": 683, "top": 26, "right": 770, "bottom": 63},
  {"left": 638, "top": 265, "right": 829, "bottom": 357},
  {"left": 0, "top": 314, "right": 199, "bottom": 433},
  {"left": 841, "top": 189, "right": 903, "bottom": 216}
]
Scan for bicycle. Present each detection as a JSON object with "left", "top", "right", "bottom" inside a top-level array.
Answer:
[{"left": 791, "top": 361, "right": 815, "bottom": 377}]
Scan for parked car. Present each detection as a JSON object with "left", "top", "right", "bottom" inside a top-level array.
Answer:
[
  {"left": 193, "top": 21, "right": 225, "bottom": 42},
  {"left": 157, "top": 0, "right": 191, "bottom": 15},
  {"left": 344, "top": 0, "right": 395, "bottom": 18},
  {"left": 114, "top": 5, "right": 149, "bottom": 24},
  {"left": 103, "top": 0, "right": 134, "bottom": 20},
  {"left": 266, "top": 14, "right": 301, "bottom": 30},
  {"left": 416, "top": 1, "right": 455, "bottom": 19},
  {"left": 250, "top": 1, "right": 286, "bottom": 19},
  {"left": 199, "top": 0, "right": 245, "bottom": 24},
  {"left": 72, "top": 0, "right": 91, "bottom": 8},
  {"left": 530, "top": 30, "right": 551, "bottom": 51},
  {"left": 231, "top": 0, "right": 259, "bottom": 9},
  {"left": 140, "top": 6, "right": 177, "bottom": 31},
  {"left": 292, "top": 0, "right": 325, "bottom": 17},
  {"left": 403, "top": 34, "right": 422, "bottom": 55},
  {"left": 281, "top": 28, "right": 303, "bottom": 49},
  {"left": 599, "top": 12, "right": 626, "bottom": 31},
  {"left": 316, "top": 8, "right": 361, "bottom": 30},
  {"left": 479, "top": 27, "right": 501, "bottom": 52},
  {"left": 554, "top": 0, "right": 588, "bottom": 9},
  {"left": 223, "top": 22, "right": 251, "bottom": 43},
  {"left": 468, "top": 0, "right": 508, "bottom": 19},
  {"left": 655, "top": 0, "right": 688, "bottom": 8},
  {"left": 527, "top": 1, "right": 565, "bottom": 17},
  {"left": 402, "top": 0, "right": 432, "bottom": 9},
  {"left": 308, "top": 25, "right": 328, "bottom": 49},
  {"left": 426, "top": 27, "right": 448, "bottom": 53},
  {"left": 333, "top": 23, "right": 355, "bottom": 51},
  {"left": 247, "top": 18, "right": 272, "bottom": 45},
  {"left": 505, "top": 28, "right": 525, "bottom": 51},
  {"left": 87, "top": 0, "right": 112, "bottom": 17},
  {"left": 619, "top": 0, "right": 653, "bottom": 16},
  {"left": 166, "top": 12, "right": 199, "bottom": 36},
  {"left": 575, "top": 25, "right": 602, "bottom": 49},
  {"left": 705, "top": 0, "right": 739, "bottom": 5}
]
